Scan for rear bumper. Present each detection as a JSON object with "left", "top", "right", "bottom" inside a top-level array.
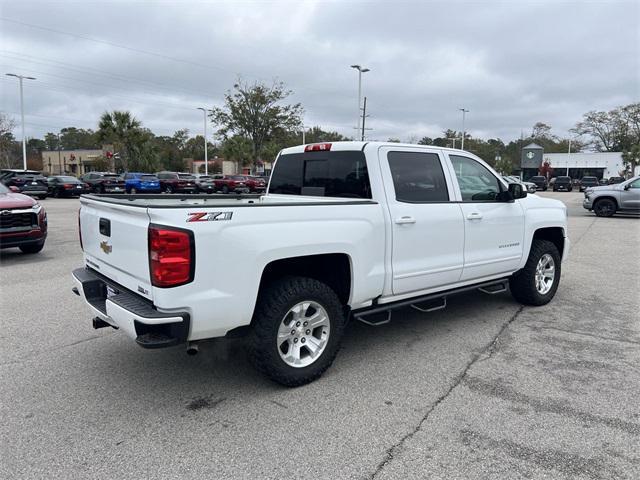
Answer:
[{"left": 72, "top": 267, "right": 190, "bottom": 348}]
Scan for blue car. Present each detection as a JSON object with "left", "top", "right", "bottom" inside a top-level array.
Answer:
[{"left": 123, "top": 173, "right": 161, "bottom": 194}]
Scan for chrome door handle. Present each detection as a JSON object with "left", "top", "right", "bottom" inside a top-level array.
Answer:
[
  {"left": 395, "top": 216, "right": 416, "bottom": 225},
  {"left": 467, "top": 212, "right": 483, "bottom": 220}
]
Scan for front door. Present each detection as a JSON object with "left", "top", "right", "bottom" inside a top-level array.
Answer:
[
  {"left": 446, "top": 154, "right": 525, "bottom": 281},
  {"left": 379, "top": 147, "right": 465, "bottom": 295},
  {"left": 620, "top": 178, "right": 640, "bottom": 210}
]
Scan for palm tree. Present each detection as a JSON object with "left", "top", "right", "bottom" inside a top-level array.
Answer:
[{"left": 97, "top": 111, "right": 142, "bottom": 171}]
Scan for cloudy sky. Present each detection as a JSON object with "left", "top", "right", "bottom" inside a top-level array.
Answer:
[{"left": 1, "top": 0, "right": 638, "bottom": 144}]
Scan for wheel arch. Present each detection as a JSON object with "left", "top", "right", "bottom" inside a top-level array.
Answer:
[
  {"left": 593, "top": 195, "right": 618, "bottom": 208},
  {"left": 258, "top": 253, "right": 352, "bottom": 307},
  {"left": 532, "top": 227, "right": 565, "bottom": 259}
]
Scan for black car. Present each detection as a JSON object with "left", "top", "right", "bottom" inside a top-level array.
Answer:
[
  {"left": 608, "top": 176, "right": 625, "bottom": 185},
  {"left": 0, "top": 169, "right": 48, "bottom": 199},
  {"left": 47, "top": 175, "right": 89, "bottom": 197},
  {"left": 528, "top": 175, "right": 548, "bottom": 191},
  {"left": 579, "top": 176, "right": 599, "bottom": 192},
  {"left": 80, "top": 172, "right": 126, "bottom": 193},
  {"left": 553, "top": 176, "right": 573, "bottom": 192}
]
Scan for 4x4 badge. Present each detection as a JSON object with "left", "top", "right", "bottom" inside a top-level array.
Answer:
[{"left": 100, "top": 240, "right": 112, "bottom": 254}]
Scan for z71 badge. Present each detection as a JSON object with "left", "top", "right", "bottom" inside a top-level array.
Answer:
[{"left": 187, "top": 211, "right": 233, "bottom": 222}]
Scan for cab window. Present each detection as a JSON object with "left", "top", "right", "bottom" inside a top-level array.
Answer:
[
  {"left": 450, "top": 155, "right": 502, "bottom": 201},
  {"left": 387, "top": 151, "right": 449, "bottom": 202}
]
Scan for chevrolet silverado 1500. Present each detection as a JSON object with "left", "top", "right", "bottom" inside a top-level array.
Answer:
[{"left": 72, "top": 142, "right": 569, "bottom": 386}]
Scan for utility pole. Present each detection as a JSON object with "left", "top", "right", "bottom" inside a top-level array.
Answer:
[
  {"left": 6, "top": 73, "right": 36, "bottom": 170},
  {"left": 459, "top": 108, "right": 469, "bottom": 150},
  {"left": 197, "top": 107, "right": 211, "bottom": 175},
  {"left": 57, "top": 133, "right": 62, "bottom": 174},
  {"left": 350, "top": 65, "right": 370, "bottom": 134},
  {"left": 361, "top": 97, "right": 372, "bottom": 141}
]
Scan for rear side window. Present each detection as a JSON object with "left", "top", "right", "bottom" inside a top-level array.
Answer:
[
  {"left": 269, "top": 151, "right": 371, "bottom": 198},
  {"left": 387, "top": 151, "right": 449, "bottom": 202}
]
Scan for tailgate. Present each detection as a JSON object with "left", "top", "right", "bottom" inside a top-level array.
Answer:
[{"left": 80, "top": 197, "right": 153, "bottom": 300}]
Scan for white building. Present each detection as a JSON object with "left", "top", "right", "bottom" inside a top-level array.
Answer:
[{"left": 542, "top": 151, "right": 634, "bottom": 179}]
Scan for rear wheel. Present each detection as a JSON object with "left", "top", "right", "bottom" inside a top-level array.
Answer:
[
  {"left": 19, "top": 241, "right": 45, "bottom": 254},
  {"left": 53, "top": 188, "right": 60, "bottom": 198},
  {"left": 594, "top": 198, "right": 616, "bottom": 217},
  {"left": 510, "top": 239, "right": 561, "bottom": 306},
  {"left": 130, "top": 187, "right": 137, "bottom": 194},
  {"left": 164, "top": 185, "right": 173, "bottom": 194},
  {"left": 222, "top": 185, "right": 229, "bottom": 194},
  {"left": 247, "top": 276, "right": 346, "bottom": 387},
  {"left": 37, "top": 194, "right": 47, "bottom": 200}
]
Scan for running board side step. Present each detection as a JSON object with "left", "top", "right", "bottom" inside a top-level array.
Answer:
[{"left": 352, "top": 278, "right": 509, "bottom": 326}]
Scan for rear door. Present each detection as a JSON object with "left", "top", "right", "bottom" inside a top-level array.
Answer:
[
  {"left": 80, "top": 198, "right": 154, "bottom": 299},
  {"left": 379, "top": 146, "right": 464, "bottom": 294},
  {"left": 445, "top": 153, "right": 524, "bottom": 281}
]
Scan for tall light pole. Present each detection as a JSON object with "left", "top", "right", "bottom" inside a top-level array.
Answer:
[
  {"left": 459, "top": 108, "right": 469, "bottom": 150},
  {"left": 6, "top": 73, "right": 36, "bottom": 170},
  {"left": 350, "top": 65, "right": 370, "bottom": 135},
  {"left": 196, "top": 107, "right": 211, "bottom": 175}
]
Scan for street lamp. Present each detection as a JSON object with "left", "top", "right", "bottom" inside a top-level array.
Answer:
[
  {"left": 196, "top": 107, "right": 212, "bottom": 175},
  {"left": 350, "top": 65, "right": 370, "bottom": 135},
  {"left": 6, "top": 73, "right": 36, "bottom": 170},
  {"left": 459, "top": 108, "right": 469, "bottom": 150}
]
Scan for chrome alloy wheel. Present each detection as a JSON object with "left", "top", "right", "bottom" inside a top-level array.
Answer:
[
  {"left": 277, "top": 301, "right": 330, "bottom": 368},
  {"left": 535, "top": 254, "right": 555, "bottom": 295}
]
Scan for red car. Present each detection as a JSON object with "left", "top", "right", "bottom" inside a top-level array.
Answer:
[
  {"left": 0, "top": 183, "right": 48, "bottom": 254},
  {"left": 212, "top": 175, "right": 250, "bottom": 194},
  {"left": 244, "top": 176, "right": 267, "bottom": 193}
]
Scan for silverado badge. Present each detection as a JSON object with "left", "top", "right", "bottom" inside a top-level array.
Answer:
[{"left": 100, "top": 240, "right": 112, "bottom": 254}]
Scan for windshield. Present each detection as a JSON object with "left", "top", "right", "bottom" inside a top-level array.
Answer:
[
  {"left": 141, "top": 175, "right": 158, "bottom": 180},
  {"left": 531, "top": 176, "right": 544, "bottom": 181},
  {"left": 582, "top": 177, "right": 597, "bottom": 181},
  {"left": 58, "top": 176, "right": 78, "bottom": 182},
  {"left": 0, "top": 183, "right": 8, "bottom": 193},
  {"left": 178, "top": 174, "right": 195, "bottom": 179}
]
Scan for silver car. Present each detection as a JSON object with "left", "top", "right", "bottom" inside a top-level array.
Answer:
[
  {"left": 583, "top": 176, "right": 640, "bottom": 217},
  {"left": 503, "top": 176, "right": 537, "bottom": 193}
]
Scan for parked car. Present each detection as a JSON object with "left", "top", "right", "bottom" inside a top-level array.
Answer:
[
  {"left": 553, "top": 176, "right": 573, "bottom": 192},
  {"left": 73, "top": 141, "right": 569, "bottom": 386},
  {"left": 578, "top": 176, "right": 599, "bottom": 192},
  {"left": 123, "top": 173, "right": 161, "bottom": 194},
  {"left": 80, "top": 172, "right": 126, "bottom": 194},
  {"left": 213, "top": 175, "right": 250, "bottom": 194},
  {"left": 156, "top": 172, "right": 198, "bottom": 193},
  {"left": 528, "top": 175, "right": 548, "bottom": 191},
  {"left": 608, "top": 176, "right": 625, "bottom": 185},
  {"left": 0, "top": 182, "right": 47, "bottom": 253},
  {"left": 0, "top": 169, "right": 48, "bottom": 199},
  {"left": 47, "top": 175, "right": 89, "bottom": 197},
  {"left": 194, "top": 174, "right": 217, "bottom": 193},
  {"left": 583, "top": 175, "right": 640, "bottom": 217},
  {"left": 245, "top": 175, "right": 268, "bottom": 193},
  {"left": 502, "top": 175, "right": 536, "bottom": 193}
]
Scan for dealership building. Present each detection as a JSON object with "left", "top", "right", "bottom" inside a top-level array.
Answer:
[{"left": 520, "top": 143, "right": 632, "bottom": 180}]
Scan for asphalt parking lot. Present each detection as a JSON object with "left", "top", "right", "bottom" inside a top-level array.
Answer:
[{"left": 1, "top": 191, "right": 639, "bottom": 479}]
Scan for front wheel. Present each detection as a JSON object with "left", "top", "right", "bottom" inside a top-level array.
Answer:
[
  {"left": 594, "top": 198, "right": 616, "bottom": 217},
  {"left": 510, "top": 239, "right": 561, "bottom": 306},
  {"left": 19, "top": 240, "right": 45, "bottom": 254},
  {"left": 222, "top": 185, "right": 229, "bottom": 194},
  {"left": 247, "top": 276, "right": 346, "bottom": 387}
]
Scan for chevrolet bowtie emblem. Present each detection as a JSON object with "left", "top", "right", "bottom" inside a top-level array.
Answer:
[{"left": 100, "top": 240, "right": 112, "bottom": 254}]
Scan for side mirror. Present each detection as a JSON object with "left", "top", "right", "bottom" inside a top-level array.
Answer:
[
  {"left": 9, "top": 185, "right": 20, "bottom": 193},
  {"left": 508, "top": 182, "right": 527, "bottom": 199},
  {"left": 624, "top": 184, "right": 631, "bottom": 190}
]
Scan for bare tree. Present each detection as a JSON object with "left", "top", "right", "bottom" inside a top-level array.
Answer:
[{"left": 0, "top": 112, "right": 18, "bottom": 168}]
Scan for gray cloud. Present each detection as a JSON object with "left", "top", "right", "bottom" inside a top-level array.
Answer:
[{"left": 1, "top": 0, "right": 638, "bottom": 144}]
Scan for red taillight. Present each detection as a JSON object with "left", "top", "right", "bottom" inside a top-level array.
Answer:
[
  {"left": 78, "top": 208, "right": 83, "bottom": 251},
  {"left": 63, "top": 183, "right": 74, "bottom": 189},
  {"left": 148, "top": 225, "right": 194, "bottom": 288},
  {"left": 305, "top": 143, "right": 332, "bottom": 152}
]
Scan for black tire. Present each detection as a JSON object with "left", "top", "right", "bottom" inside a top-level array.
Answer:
[
  {"left": 165, "top": 185, "right": 173, "bottom": 194},
  {"left": 37, "top": 194, "right": 47, "bottom": 200},
  {"left": 247, "top": 276, "right": 346, "bottom": 387},
  {"left": 130, "top": 187, "right": 137, "bottom": 194},
  {"left": 594, "top": 198, "right": 616, "bottom": 217},
  {"left": 222, "top": 185, "right": 229, "bottom": 194},
  {"left": 53, "top": 188, "right": 60, "bottom": 198},
  {"left": 19, "top": 241, "right": 45, "bottom": 254},
  {"left": 510, "top": 239, "right": 561, "bottom": 306}
]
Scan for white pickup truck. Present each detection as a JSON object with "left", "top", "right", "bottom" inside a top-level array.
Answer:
[{"left": 73, "top": 141, "right": 569, "bottom": 386}]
